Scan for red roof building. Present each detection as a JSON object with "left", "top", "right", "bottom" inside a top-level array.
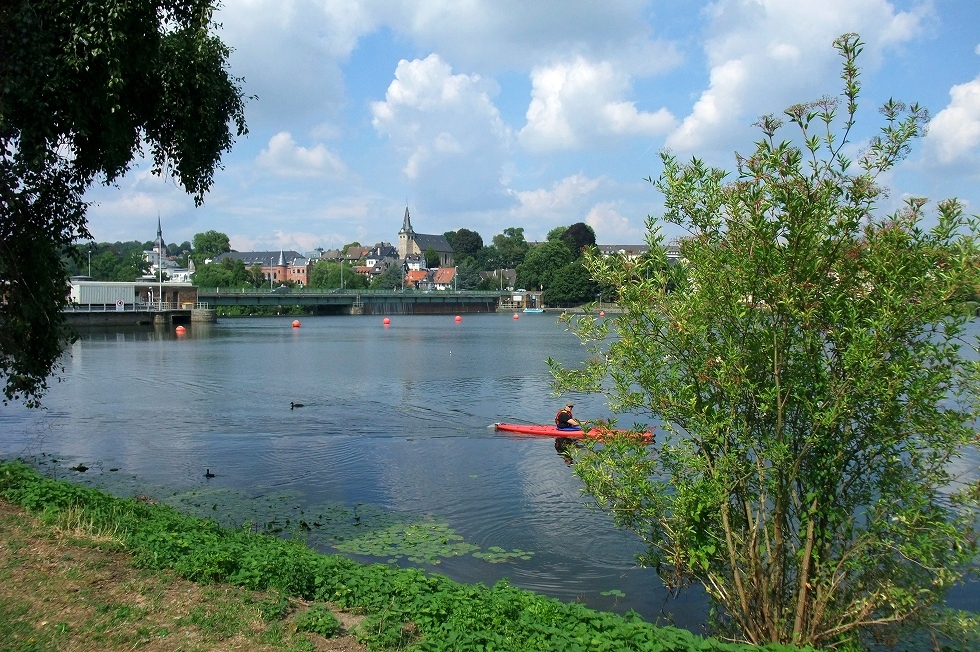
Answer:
[{"left": 432, "top": 267, "right": 456, "bottom": 290}]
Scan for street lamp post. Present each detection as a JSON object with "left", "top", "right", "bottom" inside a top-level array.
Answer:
[{"left": 87, "top": 250, "right": 91, "bottom": 277}]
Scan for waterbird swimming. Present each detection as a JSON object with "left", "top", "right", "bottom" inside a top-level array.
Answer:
[
  {"left": 291, "top": 401, "right": 305, "bottom": 409},
  {"left": 205, "top": 469, "right": 215, "bottom": 478}
]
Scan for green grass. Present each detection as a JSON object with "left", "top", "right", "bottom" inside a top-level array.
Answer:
[{"left": 1, "top": 459, "right": 813, "bottom": 652}]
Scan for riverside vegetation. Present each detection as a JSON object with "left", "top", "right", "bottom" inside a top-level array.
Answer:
[
  {"left": 0, "top": 460, "right": 810, "bottom": 652},
  {"left": 551, "top": 34, "right": 980, "bottom": 650}
]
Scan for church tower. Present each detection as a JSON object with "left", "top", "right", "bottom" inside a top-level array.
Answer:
[
  {"left": 152, "top": 215, "right": 166, "bottom": 256},
  {"left": 397, "top": 206, "right": 416, "bottom": 259}
]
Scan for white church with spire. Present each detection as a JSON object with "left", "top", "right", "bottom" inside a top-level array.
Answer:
[{"left": 144, "top": 216, "right": 193, "bottom": 282}]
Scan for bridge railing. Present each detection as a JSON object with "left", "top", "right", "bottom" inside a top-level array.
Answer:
[
  {"left": 197, "top": 287, "right": 508, "bottom": 296},
  {"left": 63, "top": 301, "right": 205, "bottom": 312}
]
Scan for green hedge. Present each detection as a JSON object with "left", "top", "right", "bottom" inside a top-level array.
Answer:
[{"left": 0, "top": 461, "right": 810, "bottom": 652}]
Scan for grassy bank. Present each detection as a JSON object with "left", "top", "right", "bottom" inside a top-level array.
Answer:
[
  {"left": 0, "top": 460, "right": 808, "bottom": 651},
  {"left": 0, "top": 500, "right": 364, "bottom": 651}
]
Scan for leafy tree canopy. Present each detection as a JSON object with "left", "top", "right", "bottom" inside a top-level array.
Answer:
[
  {"left": 492, "top": 227, "right": 529, "bottom": 269},
  {"left": 191, "top": 262, "right": 233, "bottom": 288},
  {"left": 546, "top": 226, "right": 568, "bottom": 242},
  {"left": 192, "top": 258, "right": 264, "bottom": 289},
  {"left": 370, "top": 264, "right": 403, "bottom": 290},
  {"left": 551, "top": 34, "right": 980, "bottom": 649},
  {"left": 561, "top": 222, "right": 597, "bottom": 258},
  {"left": 454, "top": 258, "right": 482, "bottom": 290},
  {"left": 309, "top": 260, "right": 368, "bottom": 290},
  {"left": 474, "top": 244, "right": 503, "bottom": 271},
  {"left": 167, "top": 241, "right": 192, "bottom": 258},
  {"left": 192, "top": 230, "right": 231, "bottom": 263},
  {"left": 1, "top": 0, "right": 247, "bottom": 407},
  {"left": 542, "top": 261, "right": 598, "bottom": 306},
  {"left": 424, "top": 246, "right": 440, "bottom": 269},
  {"left": 66, "top": 241, "right": 152, "bottom": 280},
  {"left": 445, "top": 228, "right": 484, "bottom": 258},
  {"left": 516, "top": 240, "right": 572, "bottom": 291}
]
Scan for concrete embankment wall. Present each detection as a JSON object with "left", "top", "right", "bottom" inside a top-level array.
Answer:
[
  {"left": 64, "top": 309, "right": 208, "bottom": 328},
  {"left": 359, "top": 301, "right": 497, "bottom": 315},
  {"left": 64, "top": 312, "right": 154, "bottom": 327}
]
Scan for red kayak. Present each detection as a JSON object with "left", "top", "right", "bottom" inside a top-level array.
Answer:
[{"left": 494, "top": 423, "right": 653, "bottom": 441}]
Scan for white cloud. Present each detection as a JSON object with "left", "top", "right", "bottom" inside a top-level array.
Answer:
[
  {"left": 923, "top": 74, "right": 980, "bottom": 166},
  {"left": 666, "top": 0, "right": 930, "bottom": 154},
  {"left": 216, "top": 0, "right": 375, "bottom": 125},
  {"left": 584, "top": 201, "right": 641, "bottom": 242},
  {"left": 371, "top": 54, "right": 513, "bottom": 210},
  {"left": 511, "top": 174, "right": 602, "bottom": 216},
  {"left": 372, "top": 0, "right": 676, "bottom": 74},
  {"left": 506, "top": 174, "right": 654, "bottom": 242},
  {"left": 520, "top": 57, "right": 676, "bottom": 151},
  {"left": 255, "top": 132, "right": 348, "bottom": 178}
]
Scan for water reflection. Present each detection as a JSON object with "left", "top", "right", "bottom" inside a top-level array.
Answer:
[
  {"left": 3, "top": 313, "right": 978, "bottom": 630},
  {"left": 4, "top": 314, "right": 698, "bottom": 625}
]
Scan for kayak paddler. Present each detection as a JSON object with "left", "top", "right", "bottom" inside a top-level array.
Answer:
[{"left": 555, "top": 402, "right": 581, "bottom": 430}]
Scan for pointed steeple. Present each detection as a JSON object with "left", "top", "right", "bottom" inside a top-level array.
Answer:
[
  {"left": 153, "top": 214, "right": 166, "bottom": 254},
  {"left": 399, "top": 206, "right": 414, "bottom": 235},
  {"left": 277, "top": 250, "right": 286, "bottom": 266}
]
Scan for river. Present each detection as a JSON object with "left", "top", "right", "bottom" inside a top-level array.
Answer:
[{"left": 1, "top": 313, "right": 976, "bottom": 634}]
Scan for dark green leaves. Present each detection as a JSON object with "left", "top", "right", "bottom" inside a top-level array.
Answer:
[{"left": 1, "top": 0, "right": 247, "bottom": 405}]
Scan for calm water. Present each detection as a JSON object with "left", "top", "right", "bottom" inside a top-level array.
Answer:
[
  {"left": 1, "top": 313, "right": 707, "bottom": 629},
  {"left": 1, "top": 313, "right": 976, "bottom": 633}
]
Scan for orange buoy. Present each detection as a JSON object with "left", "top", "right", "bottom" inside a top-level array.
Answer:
[
  {"left": 454, "top": 315, "right": 462, "bottom": 322},
  {"left": 513, "top": 313, "right": 519, "bottom": 320},
  {"left": 175, "top": 325, "right": 186, "bottom": 335},
  {"left": 383, "top": 317, "right": 391, "bottom": 325},
  {"left": 292, "top": 320, "right": 301, "bottom": 328},
  {"left": 599, "top": 311, "right": 605, "bottom": 317}
]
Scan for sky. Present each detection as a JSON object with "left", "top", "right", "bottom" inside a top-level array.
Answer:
[{"left": 83, "top": 0, "right": 980, "bottom": 254}]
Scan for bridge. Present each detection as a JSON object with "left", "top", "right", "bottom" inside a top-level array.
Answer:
[{"left": 196, "top": 288, "right": 520, "bottom": 315}]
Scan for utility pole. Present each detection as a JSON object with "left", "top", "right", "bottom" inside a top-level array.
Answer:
[{"left": 158, "top": 246, "right": 162, "bottom": 310}]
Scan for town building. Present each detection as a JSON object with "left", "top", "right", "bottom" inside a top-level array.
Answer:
[
  {"left": 397, "top": 207, "right": 454, "bottom": 267},
  {"left": 431, "top": 267, "right": 457, "bottom": 291},
  {"left": 344, "top": 246, "right": 370, "bottom": 262},
  {"left": 212, "top": 250, "right": 311, "bottom": 286},
  {"left": 365, "top": 244, "right": 398, "bottom": 268},
  {"left": 404, "top": 269, "right": 430, "bottom": 289},
  {"left": 595, "top": 243, "right": 682, "bottom": 262}
]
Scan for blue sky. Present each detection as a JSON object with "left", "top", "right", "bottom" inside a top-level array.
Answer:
[{"left": 84, "top": 0, "right": 980, "bottom": 254}]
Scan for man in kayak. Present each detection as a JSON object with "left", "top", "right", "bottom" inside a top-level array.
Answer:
[{"left": 555, "top": 402, "right": 581, "bottom": 430}]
